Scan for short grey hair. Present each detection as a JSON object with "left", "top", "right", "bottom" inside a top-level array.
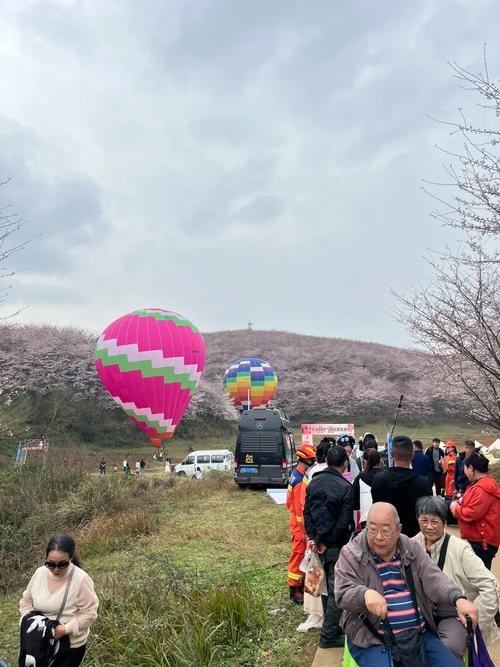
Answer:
[
  {"left": 415, "top": 496, "right": 447, "bottom": 524},
  {"left": 367, "top": 502, "right": 401, "bottom": 526}
]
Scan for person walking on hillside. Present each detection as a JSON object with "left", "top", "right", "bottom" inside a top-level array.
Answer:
[
  {"left": 304, "top": 446, "right": 354, "bottom": 649},
  {"left": 412, "top": 440, "right": 433, "bottom": 482},
  {"left": 99, "top": 458, "right": 106, "bottom": 475},
  {"left": 454, "top": 439, "right": 478, "bottom": 498},
  {"left": 425, "top": 437, "right": 445, "bottom": 495},
  {"left": 286, "top": 444, "right": 316, "bottom": 605},
  {"left": 139, "top": 459, "right": 146, "bottom": 474},
  {"left": 19, "top": 534, "right": 99, "bottom": 667},
  {"left": 450, "top": 452, "right": 500, "bottom": 570},
  {"left": 371, "top": 435, "right": 432, "bottom": 537}
]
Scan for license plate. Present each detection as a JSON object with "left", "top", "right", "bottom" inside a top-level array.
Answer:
[{"left": 240, "top": 467, "right": 258, "bottom": 473}]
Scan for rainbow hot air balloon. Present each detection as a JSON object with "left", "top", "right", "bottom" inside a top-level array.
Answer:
[
  {"left": 95, "top": 309, "right": 205, "bottom": 446},
  {"left": 223, "top": 357, "right": 278, "bottom": 409}
]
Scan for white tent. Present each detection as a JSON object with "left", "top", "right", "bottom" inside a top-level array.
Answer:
[{"left": 486, "top": 438, "right": 500, "bottom": 454}]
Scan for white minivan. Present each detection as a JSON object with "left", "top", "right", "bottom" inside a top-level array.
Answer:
[{"left": 174, "top": 449, "right": 234, "bottom": 477}]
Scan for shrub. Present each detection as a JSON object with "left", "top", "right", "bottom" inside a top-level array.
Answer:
[
  {"left": 490, "top": 463, "right": 500, "bottom": 485},
  {"left": 87, "top": 558, "right": 265, "bottom": 666},
  {"left": 0, "top": 464, "right": 174, "bottom": 593},
  {"left": 0, "top": 458, "right": 85, "bottom": 592}
]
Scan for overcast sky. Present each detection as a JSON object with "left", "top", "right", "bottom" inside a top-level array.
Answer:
[{"left": 1, "top": 0, "right": 499, "bottom": 347}]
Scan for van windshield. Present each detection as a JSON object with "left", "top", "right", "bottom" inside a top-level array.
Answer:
[{"left": 183, "top": 455, "right": 195, "bottom": 465}]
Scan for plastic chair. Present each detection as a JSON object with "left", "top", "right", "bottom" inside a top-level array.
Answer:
[
  {"left": 343, "top": 637, "right": 360, "bottom": 667},
  {"left": 342, "top": 635, "right": 469, "bottom": 667}
]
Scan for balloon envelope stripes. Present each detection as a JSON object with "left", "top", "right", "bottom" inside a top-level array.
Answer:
[
  {"left": 95, "top": 308, "right": 205, "bottom": 446},
  {"left": 223, "top": 358, "right": 278, "bottom": 409}
]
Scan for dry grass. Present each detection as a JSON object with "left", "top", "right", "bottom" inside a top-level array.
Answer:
[
  {"left": 79, "top": 509, "right": 158, "bottom": 557},
  {"left": 1, "top": 470, "right": 317, "bottom": 666}
]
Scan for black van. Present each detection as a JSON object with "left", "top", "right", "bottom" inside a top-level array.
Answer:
[{"left": 234, "top": 408, "right": 296, "bottom": 488}]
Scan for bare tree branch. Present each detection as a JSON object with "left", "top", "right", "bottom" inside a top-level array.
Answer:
[{"left": 426, "top": 60, "right": 500, "bottom": 243}]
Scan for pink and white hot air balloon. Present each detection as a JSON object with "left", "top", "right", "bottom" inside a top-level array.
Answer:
[{"left": 95, "top": 308, "right": 205, "bottom": 446}]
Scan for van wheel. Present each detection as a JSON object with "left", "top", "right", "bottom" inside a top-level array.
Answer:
[
  {"left": 177, "top": 471, "right": 187, "bottom": 477},
  {"left": 236, "top": 483, "right": 248, "bottom": 489}
]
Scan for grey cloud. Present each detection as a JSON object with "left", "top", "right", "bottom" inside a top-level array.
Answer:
[
  {"left": 179, "top": 155, "right": 280, "bottom": 234},
  {"left": 0, "top": 118, "right": 107, "bottom": 273},
  {"left": 4, "top": 1, "right": 97, "bottom": 54},
  {"left": 12, "top": 280, "right": 84, "bottom": 306},
  {"left": 234, "top": 196, "right": 285, "bottom": 223},
  {"left": 1, "top": 0, "right": 499, "bottom": 348}
]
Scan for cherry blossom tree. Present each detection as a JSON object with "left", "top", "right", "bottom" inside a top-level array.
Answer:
[{"left": 395, "top": 58, "right": 500, "bottom": 429}]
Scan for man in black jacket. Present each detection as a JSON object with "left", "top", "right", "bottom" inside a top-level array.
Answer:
[
  {"left": 304, "top": 446, "right": 354, "bottom": 649},
  {"left": 425, "top": 437, "right": 445, "bottom": 495},
  {"left": 454, "top": 439, "right": 478, "bottom": 496},
  {"left": 371, "top": 435, "right": 432, "bottom": 537}
]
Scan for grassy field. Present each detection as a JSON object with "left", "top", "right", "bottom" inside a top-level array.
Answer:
[
  {"left": 0, "top": 461, "right": 320, "bottom": 666},
  {"left": 1, "top": 419, "right": 497, "bottom": 665}
]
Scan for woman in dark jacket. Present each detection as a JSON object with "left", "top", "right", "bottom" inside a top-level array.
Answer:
[{"left": 352, "top": 449, "right": 384, "bottom": 515}]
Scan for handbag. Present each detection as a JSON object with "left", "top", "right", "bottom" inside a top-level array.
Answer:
[
  {"left": 19, "top": 570, "right": 75, "bottom": 667},
  {"left": 359, "top": 564, "right": 427, "bottom": 667},
  {"left": 467, "top": 617, "right": 495, "bottom": 667},
  {"left": 48, "top": 569, "right": 75, "bottom": 663},
  {"left": 359, "top": 615, "right": 427, "bottom": 667}
]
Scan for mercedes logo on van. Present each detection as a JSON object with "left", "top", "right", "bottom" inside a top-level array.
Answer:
[{"left": 257, "top": 423, "right": 263, "bottom": 429}]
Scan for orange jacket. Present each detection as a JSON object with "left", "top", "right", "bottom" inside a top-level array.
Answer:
[{"left": 286, "top": 467, "right": 309, "bottom": 535}]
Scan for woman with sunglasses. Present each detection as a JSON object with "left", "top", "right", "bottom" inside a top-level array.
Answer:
[{"left": 19, "top": 534, "right": 99, "bottom": 666}]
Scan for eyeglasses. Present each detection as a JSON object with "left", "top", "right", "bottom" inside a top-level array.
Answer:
[
  {"left": 45, "top": 560, "right": 71, "bottom": 570},
  {"left": 366, "top": 527, "right": 396, "bottom": 539},
  {"left": 418, "top": 517, "right": 442, "bottom": 528}
]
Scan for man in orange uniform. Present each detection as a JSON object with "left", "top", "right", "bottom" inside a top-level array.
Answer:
[{"left": 286, "top": 444, "right": 316, "bottom": 603}]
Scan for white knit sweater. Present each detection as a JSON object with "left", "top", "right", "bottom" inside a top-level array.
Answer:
[{"left": 19, "top": 564, "right": 99, "bottom": 648}]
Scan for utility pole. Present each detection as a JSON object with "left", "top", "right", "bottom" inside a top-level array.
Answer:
[{"left": 247, "top": 320, "right": 253, "bottom": 331}]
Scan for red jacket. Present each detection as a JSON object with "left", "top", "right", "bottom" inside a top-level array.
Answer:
[{"left": 455, "top": 475, "right": 500, "bottom": 547}]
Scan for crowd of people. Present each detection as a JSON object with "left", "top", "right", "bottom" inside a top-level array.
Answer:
[
  {"left": 286, "top": 434, "right": 500, "bottom": 665},
  {"left": 97, "top": 457, "right": 147, "bottom": 474}
]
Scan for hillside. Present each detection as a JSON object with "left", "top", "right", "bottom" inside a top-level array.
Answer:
[
  {"left": 0, "top": 325, "right": 472, "bottom": 450},
  {"left": 204, "top": 329, "right": 469, "bottom": 422}
]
